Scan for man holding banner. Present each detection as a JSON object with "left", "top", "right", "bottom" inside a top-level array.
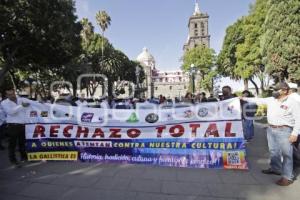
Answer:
[
  {"left": 1, "top": 88, "right": 31, "bottom": 168},
  {"left": 242, "top": 82, "right": 300, "bottom": 186}
]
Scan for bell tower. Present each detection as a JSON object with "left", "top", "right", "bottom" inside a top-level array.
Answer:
[{"left": 183, "top": 1, "right": 210, "bottom": 51}]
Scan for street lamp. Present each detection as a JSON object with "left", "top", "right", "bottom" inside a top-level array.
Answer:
[
  {"left": 189, "top": 64, "right": 200, "bottom": 94},
  {"left": 135, "top": 66, "right": 140, "bottom": 98},
  {"left": 25, "top": 75, "right": 36, "bottom": 98}
]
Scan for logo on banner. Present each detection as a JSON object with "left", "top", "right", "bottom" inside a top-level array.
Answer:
[
  {"left": 40, "top": 111, "right": 48, "bottom": 117},
  {"left": 166, "top": 113, "right": 173, "bottom": 120},
  {"left": 198, "top": 107, "right": 208, "bottom": 117},
  {"left": 81, "top": 113, "right": 94, "bottom": 122},
  {"left": 126, "top": 112, "right": 139, "bottom": 123},
  {"left": 30, "top": 111, "right": 38, "bottom": 117},
  {"left": 184, "top": 110, "right": 194, "bottom": 118},
  {"left": 145, "top": 113, "right": 159, "bottom": 123},
  {"left": 227, "top": 105, "right": 234, "bottom": 114},
  {"left": 98, "top": 116, "right": 104, "bottom": 123}
]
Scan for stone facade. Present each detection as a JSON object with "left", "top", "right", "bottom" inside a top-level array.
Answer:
[
  {"left": 152, "top": 71, "right": 189, "bottom": 99},
  {"left": 136, "top": 48, "right": 189, "bottom": 99},
  {"left": 183, "top": 2, "right": 210, "bottom": 51}
]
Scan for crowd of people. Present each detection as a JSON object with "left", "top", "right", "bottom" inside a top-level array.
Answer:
[{"left": 0, "top": 82, "right": 299, "bottom": 187}]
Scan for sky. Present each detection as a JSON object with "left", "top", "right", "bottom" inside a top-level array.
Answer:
[{"left": 74, "top": 0, "right": 256, "bottom": 91}]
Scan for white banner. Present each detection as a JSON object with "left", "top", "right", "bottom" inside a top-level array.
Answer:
[{"left": 25, "top": 98, "right": 242, "bottom": 125}]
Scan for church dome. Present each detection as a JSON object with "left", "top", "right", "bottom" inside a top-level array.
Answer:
[{"left": 136, "top": 47, "right": 155, "bottom": 67}]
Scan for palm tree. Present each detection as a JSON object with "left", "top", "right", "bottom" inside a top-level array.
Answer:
[
  {"left": 96, "top": 11, "right": 111, "bottom": 57},
  {"left": 80, "top": 18, "right": 94, "bottom": 43}
]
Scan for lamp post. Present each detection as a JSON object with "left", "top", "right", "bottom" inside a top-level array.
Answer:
[
  {"left": 25, "top": 75, "right": 35, "bottom": 99},
  {"left": 211, "top": 65, "right": 218, "bottom": 95},
  {"left": 135, "top": 66, "right": 140, "bottom": 98},
  {"left": 188, "top": 64, "right": 200, "bottom": 94}
]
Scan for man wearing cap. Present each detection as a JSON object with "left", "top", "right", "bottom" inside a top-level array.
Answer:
[
  {"left": 242, "top": 82, "right": 300, "bottom": 186},
  {"left": 1, "top": 88, "right": 31, "bottom": 167}
]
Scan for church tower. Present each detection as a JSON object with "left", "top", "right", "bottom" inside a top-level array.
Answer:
[{"left": 183, "top": 1, "right": 210, "bottom": 51}]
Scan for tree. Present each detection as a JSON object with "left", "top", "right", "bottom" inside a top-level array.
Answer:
[
  {"left": 217, "top": 0, "right": 270, "bottom": 94},
  {"left": 182, "top": 46, "right": 216, "bottom": 92},
  {"left": 80, "top": 32, "right": 144, "bottom": 97},
  {"left": 80, "top": 18, "right": 94, "bottom": 43},
  {"left": 261, "top": 0, "right": 300, "bottom": 85},
  {"left": 235, "top": 0, "right": 269, "bottom": 93},
  {"left": 96, "top": 10, "right": 111, "bottom": 57},
  {"left": 217, "top": 19, "right": 245, "bottom": 80},
  {"left": 0, "top": 0, "right": 82, "bottom": 85}
]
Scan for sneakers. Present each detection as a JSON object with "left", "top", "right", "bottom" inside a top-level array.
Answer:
[
  {"left": 11, "top": 161, "right": 22, "bottom": 169},
  {"left": 261, "top": 168, "right": 281, "bottom": 175},
  {"left": 276, "top": 178, "right": 293, "bottom": 186},
  {"left": 20, "top": 158, "right": 28, "bottom": 163}
]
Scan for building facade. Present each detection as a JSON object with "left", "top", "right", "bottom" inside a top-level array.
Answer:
[{"left": 136, "top": 48, "right": 189, "bottom": 99}]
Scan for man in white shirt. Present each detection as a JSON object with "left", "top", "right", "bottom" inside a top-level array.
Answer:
[
  {"left": 75, "top": 93, "right": 88, "bottom": 107},
  {"left": 1, "top": 88, "right": 30, "bottom": 167},
  {"left": 242, "top": 82, "right": 300, "bottom": 186}
]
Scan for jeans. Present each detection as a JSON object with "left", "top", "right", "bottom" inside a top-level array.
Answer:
[
  {"left": 0, "top": 124, "right": 6, "bottom": 145},
  {"left": 7, "top": 124, "right": 27, "bottom": 163},
  {"left": 267, "top": 126, "right": 293, "bottom": 180},
  {"left": 243, "top": 119, "right": 254, "bottom": 140}
]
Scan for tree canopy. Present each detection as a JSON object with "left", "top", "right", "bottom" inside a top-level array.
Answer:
[
  {"left": 0, "top": 1, "right": 143, "bottom": 98},
  {"left": 182, "top": 46, "right": 216, "bottom": 92},
  {"left": 261, "top": 0, "right": 300, "bottom": 84},
  {"left": 218, "top": 0, "right": 300, "bottom": 89},
  {"left": 0, "top": 0, "right": 82, "bottom": 81}
]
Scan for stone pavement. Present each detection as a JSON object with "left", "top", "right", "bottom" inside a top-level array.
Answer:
[{"left": 0, "top": 124, "right": 299, "bottom": 200}]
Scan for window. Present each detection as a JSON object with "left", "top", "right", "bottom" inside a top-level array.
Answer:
[
  {"left": 195, "top": 30, "right": 198, "bottom": 36},
  {"left": 169, "top": 86, "right": 172, "bottom": 90},
  {"left": 155, "top": 87, "right": 158, "bottom": 91},
  {"left": 194, "top": 23, "right": 198, "bottom": 28}
]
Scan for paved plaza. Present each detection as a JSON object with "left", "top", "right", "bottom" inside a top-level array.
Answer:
[{"left": 0, "top": 123, "right": 299, "bottom": 200}]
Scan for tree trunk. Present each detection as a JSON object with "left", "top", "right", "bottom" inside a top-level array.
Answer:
[
  {"left": 259, "top": 78, "right": 265, "bottom": 93},
  {"left": 40, "top": 81, "right": 47, "bottom": 98},
  {"left": 8, "top": 71, "right": 17, "bottom": 90},
  {"left": 243, "top": 79, "right": 249, "bottom": 91},
  {"left": 0, "top": 64, "right": 10, "bottom": 86},
  {"left": 101, "top": 31, "right": 105, "bottom": 58},
  {"left": 249, "top": 77, "right": 259, "bottom": 95},
  {"left": 72, "top": 81, "right": 77, "bottom": 97},
  {"left": 108, "top": 80, "right": 113, "bottom": 98}
]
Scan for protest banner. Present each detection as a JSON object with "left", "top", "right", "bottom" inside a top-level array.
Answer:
[{"left": 25, "top": 98, "right": 248, "bottom": 169}]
